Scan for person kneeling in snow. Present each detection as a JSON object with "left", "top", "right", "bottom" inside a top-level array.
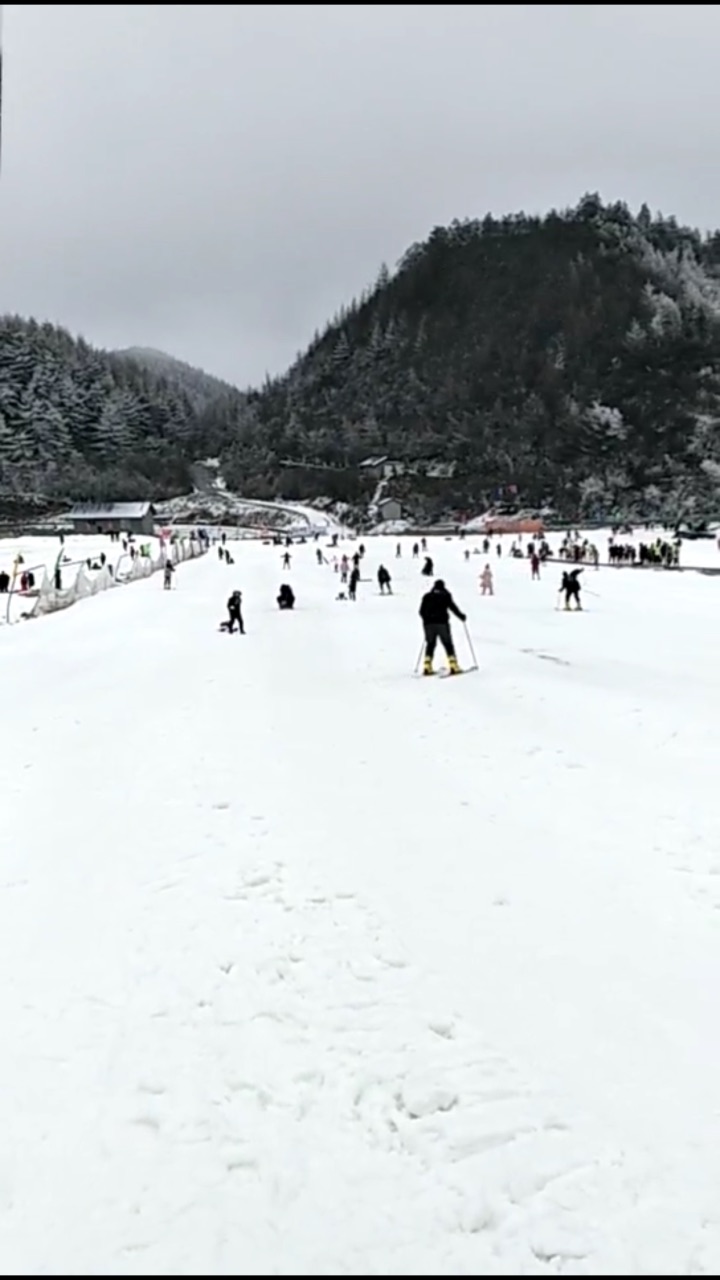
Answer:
[{"left": 277, "top": 583, "right": 295, "bottom": 610}]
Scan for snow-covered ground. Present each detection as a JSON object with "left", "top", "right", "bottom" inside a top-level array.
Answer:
[
  {"left": 2, "top": 529, "right": 720, "bottom": 1273},
  {"left": 154, "top": 490, "right": 345, "bottom": 537},
  {"left": 369, "top": 517, "right": 412, "bottom": 535},
  {"left": 0, "top": 534, "right": 165, "bottom": 624},
  {"left": 0, "top": 532, "right": 131, "bottom": 576},
  {"left": 274, "top": 499, "right": 345, "bottom": 534}
]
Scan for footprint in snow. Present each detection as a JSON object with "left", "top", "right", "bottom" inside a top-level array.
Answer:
[{"left": 137, "top": 1081, "right": 166, "bottom": 1096}]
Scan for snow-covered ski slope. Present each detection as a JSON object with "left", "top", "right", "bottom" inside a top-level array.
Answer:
[
  {"left": 0, "top": 534, "right": 167, "bottom": 624},
  {"left": 2, "top": 532, "right": 720, "bottom": 1275},
  {"left": 154, "top": 490, "right": 344, "bottom": 536}
]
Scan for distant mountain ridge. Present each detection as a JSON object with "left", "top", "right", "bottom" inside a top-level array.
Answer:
[
  {"left": 222, "top": 194, "right": 720, "bottom": 523},
  {"left": 4, "top": 194, "right": 720, "bottom": 523},
  {"left": 117, "top": 345, "right": 184, "bottom": 366},
  {"left": 0, "top": 318, "right": 249, "bottom": 514},
  {"left": 114, "top": 346, "right": 243, "bottom": 414}
]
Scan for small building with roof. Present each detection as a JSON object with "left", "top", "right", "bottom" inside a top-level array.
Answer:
[
  {"left": 375, "top": 496, "right": 403, "bottom": 522},
  {"left": 358, "top": 456, "right": 390, "bottom": 481},
  {"left": 66, "top": 502, "right": 156, "bottom": 536}
]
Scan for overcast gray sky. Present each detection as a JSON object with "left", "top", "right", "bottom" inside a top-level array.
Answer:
[{"left": 1, "top": 3, "right": 718, "bottom": 387}]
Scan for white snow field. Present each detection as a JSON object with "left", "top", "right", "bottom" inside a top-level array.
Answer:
[
  {"left": 2, "top": 531, "right": 720, "bottom": 1275},
  {"left": 0, "top": 534, "right": 166, "bottom": 625}
]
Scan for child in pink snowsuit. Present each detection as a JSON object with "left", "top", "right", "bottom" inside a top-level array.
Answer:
[{"left": 480, "top": 564, "right": 494, "bottom": 596}]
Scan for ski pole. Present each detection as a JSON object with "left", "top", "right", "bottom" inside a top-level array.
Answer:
[
  {"left": 414, "top": 639, "right": 425, "bottom": 674},
  {"left": 463, "top": 621, "right": 478, "bottom": 669}
]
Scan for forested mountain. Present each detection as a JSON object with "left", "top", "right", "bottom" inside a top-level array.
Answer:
[
  {"left": 0, "top": 319, "right": 247, "bottom": 514},
  {"left": 230, "top": 194, "right": 720, "bottom": 522},
  {"left": 114, "top": 347, "right": 240, "bottom": 413},
  {"left": 4, "top": 194, "right": 720, "bottom": 522}
]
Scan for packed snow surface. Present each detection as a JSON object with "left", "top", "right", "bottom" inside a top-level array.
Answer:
[
  {"left": 154, "top": 491, "right": 344, "bottom": 536},
  {"left": 0, "top": 534, "right": 166, "bottom": 623},
  {"left": 2, "top": 528, "right": 720, "bottom": 1275}
]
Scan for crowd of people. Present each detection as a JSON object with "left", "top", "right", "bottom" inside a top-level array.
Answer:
[
  {"left": 209, "top": 513, "right": 720, "bottom": 654},
  {"left": 607, "top": 534, "right": 680, "bottom": 567},
  {"left": 1, "top": 518, "right": 709, "bottom": 656}
]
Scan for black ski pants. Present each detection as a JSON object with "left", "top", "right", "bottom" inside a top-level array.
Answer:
[
  {"left": 228, "top": 609, "right": 244, "bottom": 633},
  {"left": 424, "top": 621, "right": 456, "bottom": 660}
]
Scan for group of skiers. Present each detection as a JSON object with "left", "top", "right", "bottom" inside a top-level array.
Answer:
[
  {"left": 215, "top": 533, "right": 588, "bottom": 663},
  {"left": 218, "top": 537, "right": 459, "bottom": 664},
  {"left": 220, "top": 582, "right": 296, "bottom": 633}
]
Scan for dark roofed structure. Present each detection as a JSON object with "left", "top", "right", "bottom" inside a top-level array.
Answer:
[{"left": 66, "top": 502, "right": 156, "bottom": 536}]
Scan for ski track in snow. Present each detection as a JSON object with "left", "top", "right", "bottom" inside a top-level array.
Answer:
[{"left": 1, "top": 530, "right": 720, "bottom": 1274}]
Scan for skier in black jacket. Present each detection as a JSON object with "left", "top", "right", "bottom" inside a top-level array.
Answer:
[
  {"left": 560, "top": 567, "right": 583, "bottom": 611},
  {"left": 419, "top": 579, "right": 466, "bottom": 675}
]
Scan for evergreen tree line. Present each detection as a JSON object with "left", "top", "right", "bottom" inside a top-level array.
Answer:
[
  {"left": 3, "top": 194, "right": 720, "bottom": 523},
  {"left": 0, "top": 317, "right": 251, "bottom": 512},
  {"left": 226, "top": 194, "right": 720, "bottom": 522}
]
